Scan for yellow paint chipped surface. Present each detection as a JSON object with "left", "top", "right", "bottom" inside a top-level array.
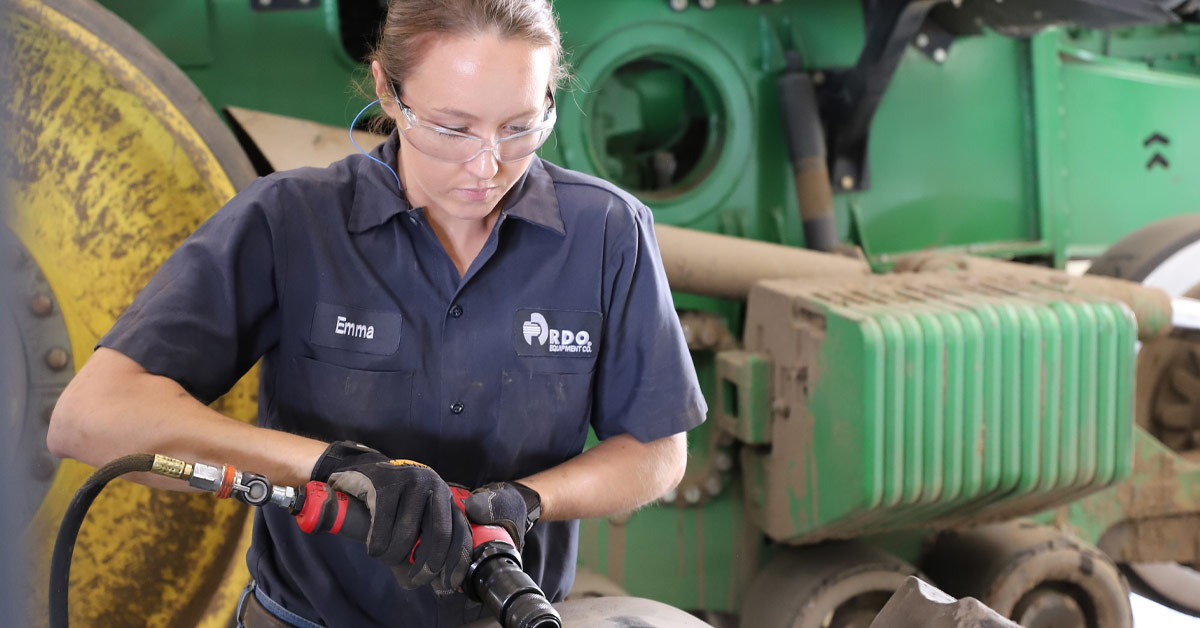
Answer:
[{"left": 6, "top": 1, "right": 256, "bottom": 626}]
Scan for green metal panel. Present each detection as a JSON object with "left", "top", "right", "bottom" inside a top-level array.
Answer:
[
  {"left": 846, "top": 34, "right": 1040, "bottom": 262},
  {"left": 1057, "top": 46, "right": 1200, "bottom": 256}
]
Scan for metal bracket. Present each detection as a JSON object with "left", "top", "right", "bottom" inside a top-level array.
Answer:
[{"left": 817, "top": 0, "right": 948, "bottom": 192}]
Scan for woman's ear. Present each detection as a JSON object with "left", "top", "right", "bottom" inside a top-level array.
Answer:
[{"left": 371, "top": 60, "right": 398, "bottom": 119}]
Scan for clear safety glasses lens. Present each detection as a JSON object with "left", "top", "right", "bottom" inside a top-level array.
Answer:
[{"left": 400, "top": 124, "right": 553, "bottom": 163}]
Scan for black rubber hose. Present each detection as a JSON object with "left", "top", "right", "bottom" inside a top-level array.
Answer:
[{"left": 49, "top": 453, "right": 156, "bottom": 628}]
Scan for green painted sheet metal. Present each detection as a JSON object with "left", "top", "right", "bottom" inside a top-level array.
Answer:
[
  {"left": 731, "top": 274, "right": 1138, "bottom": 544},
  {"left": 98, "top": 2, "right": 1200, "bottom": 265}
]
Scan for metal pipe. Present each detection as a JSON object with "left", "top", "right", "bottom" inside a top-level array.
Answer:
[
  {"left": 777, "top": 51, "right": 838, "bottom": 252},
  {"left": 654, "top": 224, "right": 870, "bottom": 300}
]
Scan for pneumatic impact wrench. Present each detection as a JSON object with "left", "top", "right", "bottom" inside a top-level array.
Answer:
[{"left": 50, "top": 454, "right": 561, "bottom": 628}]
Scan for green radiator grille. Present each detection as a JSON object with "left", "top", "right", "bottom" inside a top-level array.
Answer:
[{"left": 730, "top": 275, "right": 1137, "bottom": 543}]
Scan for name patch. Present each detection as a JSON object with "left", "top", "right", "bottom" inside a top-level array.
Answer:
[
  {"left": 513, "top": 309, "right": 602, "bottom": 357},
  {"left": 310, "top": 302, "right": 402, "bottom": 355}
]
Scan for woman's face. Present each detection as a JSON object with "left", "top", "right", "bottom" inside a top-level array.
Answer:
[{"left": 373, "top": 34, "right": 553, "bottom": 224}]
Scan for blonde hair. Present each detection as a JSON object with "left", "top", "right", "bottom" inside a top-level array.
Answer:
[{"left": 371, "top": 0, "right": 568, "bottom": 97}]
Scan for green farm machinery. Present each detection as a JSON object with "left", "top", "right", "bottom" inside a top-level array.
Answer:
[{"left": 7, "top": 0, "right": 1200, "bottom": 626}]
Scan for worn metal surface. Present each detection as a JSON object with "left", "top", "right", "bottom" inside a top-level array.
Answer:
[
  {"left": 740, "top": 542, "right": 918, "bottom": 628},
  {"left": 462, "top": 596, "right": 715, "bottom": 628},
  {"left": 3, "top": 0, "right": 258, "bottom": 626},
  {"left": 892, "top": 253, "right": 1174, "bottom": 341},
  {"left": 921, "top": 521, "right": 1131, "bottom": 628},
  {"left": 867, "top": 576, "right": 1020, "bottom": 628},
  {"left": 3, "top": 230, "right": 71, "bottom": 532},
  {"left": 728, "top": 273, "right": 1137, "bottom": 544}
]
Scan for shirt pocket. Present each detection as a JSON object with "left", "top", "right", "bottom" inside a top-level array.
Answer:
[
  {"left": 488, "top": 367, "right": 594, "bottom": 477},
  {"left": 285, "top": 356, "right": 414, "bottom": 446}
]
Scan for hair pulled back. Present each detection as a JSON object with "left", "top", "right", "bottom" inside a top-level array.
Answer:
[{"left": 371, "top": 0, "right": 568, "bottom": 97}]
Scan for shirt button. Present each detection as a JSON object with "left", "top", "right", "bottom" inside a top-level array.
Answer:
[
  {"left": 449, "top": 304, "right": 463, "bottom": 318},
  {"left": 450, "top": 402, "right": 464, "bottom": 415}
]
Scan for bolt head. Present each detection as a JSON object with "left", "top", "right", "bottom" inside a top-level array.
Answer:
[
  {"left": 31, "top": 292, "right": 54, "bottom": 317},
  {"left": 45, "top": 347, "right": 70, "bottom": 371}
]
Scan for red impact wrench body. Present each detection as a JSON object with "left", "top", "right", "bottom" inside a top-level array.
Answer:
[{"left": 151, "top": 456, "right": 561, "bottom": 628}]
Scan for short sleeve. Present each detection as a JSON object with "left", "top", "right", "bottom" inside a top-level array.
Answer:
[
  {"left": 590, "top": 203, "right": 707, "bottom": 442},
  {"left": 99, "top": 177, "right": 283, "bottom": 404}
]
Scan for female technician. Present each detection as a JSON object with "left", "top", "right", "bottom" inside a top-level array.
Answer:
[{"left": 47, "top": 1, "right": 706, "bottom": 626}]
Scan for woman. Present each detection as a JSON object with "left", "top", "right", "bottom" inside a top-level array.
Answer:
[{"left": 47, "top": 1, "right": 706, "bottom": 626}]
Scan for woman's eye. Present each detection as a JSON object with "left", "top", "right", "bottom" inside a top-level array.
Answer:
[{"left": 504, "top": 126, "right": 530, "bottom": 135}]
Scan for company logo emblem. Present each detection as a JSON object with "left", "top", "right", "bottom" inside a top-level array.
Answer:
[
  {"left": 523, "top": 312, "right": 549, "bottom": 346},
  {"left": 521, "top": 311, "right": 593, "bottom": 354}
]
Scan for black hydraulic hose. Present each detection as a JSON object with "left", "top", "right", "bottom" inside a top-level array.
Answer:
[{"left": 49, "top": 453, "right": 156, "bottom": 628}]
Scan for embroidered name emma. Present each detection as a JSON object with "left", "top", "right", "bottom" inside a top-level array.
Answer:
[{"left": 335, "top": 315, "right": 375, "bottom": 339}]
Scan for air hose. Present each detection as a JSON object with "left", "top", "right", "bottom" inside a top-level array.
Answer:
[
  {"left": 49, "top": 453, "right": 155, "bottom": 628},
  {"left": 49, "top": 454, "right": 561, "bottom": 628}
]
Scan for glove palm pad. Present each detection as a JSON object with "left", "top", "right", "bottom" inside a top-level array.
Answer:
[{"left": 329, "top": 459, "right": 472, "bottom": 591}]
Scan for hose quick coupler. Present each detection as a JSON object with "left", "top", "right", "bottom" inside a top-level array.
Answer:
[{"left": 150, "top": 454, "right": 193, "bottom": 480}]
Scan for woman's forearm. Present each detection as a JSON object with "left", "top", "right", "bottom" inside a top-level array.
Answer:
[
  {"left": 48, "top": 347, "right": 329, "bottom": 490},
  {"left": 518, "top": 432, "right": 687, "bottom": 521}
]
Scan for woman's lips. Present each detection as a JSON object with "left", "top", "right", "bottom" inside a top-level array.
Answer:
[{"left": 456, "top": 187, "right": 495, "bottom": 201}]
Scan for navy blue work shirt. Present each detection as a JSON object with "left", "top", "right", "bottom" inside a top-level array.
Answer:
[{"left": 100, "top": 132, "right": 707, "bottom": 627}]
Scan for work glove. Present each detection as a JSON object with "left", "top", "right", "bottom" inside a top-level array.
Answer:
[
  {"left": 329, "top": 459, "right": 473, "bottom": 591},
  {"left": 310, "top": 440, "right": 389, "bottom": 482},
  {"left": 463, "top": 481, "right": 542, "bottom": 553}
]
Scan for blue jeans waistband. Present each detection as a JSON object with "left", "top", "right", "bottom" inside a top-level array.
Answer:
[{"left": 238, "top": 581, "right": 325, "bottom": 628}]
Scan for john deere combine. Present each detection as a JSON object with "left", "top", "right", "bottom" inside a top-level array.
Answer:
[{"left": 6, "top": 0, "right": 1200, "bottom": 626}]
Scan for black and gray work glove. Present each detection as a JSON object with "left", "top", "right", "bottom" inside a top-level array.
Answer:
[
  {"left": 463, "top": 481, "right": 542, "bottom": 552},
  {"left": 328, "top": 459, "right": 473, "bottom": 591},
  {"left": 310, "top": 440, "right": 389, "bottom": 483}
]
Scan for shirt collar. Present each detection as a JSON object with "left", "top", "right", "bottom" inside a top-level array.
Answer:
[
  {"left": 347, "top": 132, "right": 564, "bottom": 236},
  {"left": 348, "top": 131, "right": 410, "bottom": 233}
]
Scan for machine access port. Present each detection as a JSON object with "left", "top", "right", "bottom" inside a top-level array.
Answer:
[{"left": 587, "top": 55, "right": 726, "bottom": 198}]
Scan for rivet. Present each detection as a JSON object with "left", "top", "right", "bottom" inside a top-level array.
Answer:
[
  {"left": 812, "top": 71, "right": 826, "bottom": 85},
  {"left": 683, "top": 486, "right": 702, "bottom": 503},
  {"left": 916, "top": 33, "right": 930, "bottom": 48},
  {"left": 662, "top": 489, "right": 678, "bottom": 503},
  {"left": 669, "top": 0, "right": 688, "bottom": 11},
  {"left": 45, "top": 347, "right": 70, "bottom": 370},
  {"left": 698, "top": 0, "right": 716, "bottom": 8},
  {"left": 840, "top": 175, "right": 855, "bottom": 190},
  {"left": 933, "top": 48, "right": 948, "bottom": 63},
  {"left": 705, "top": 476, "right": 723, "bottom": 496},
  {"left": 31, "top": 292, "right": 53, "bottom": 317},
  {"left": 715, "top": 452, "right": 734, "bottom": 471}
]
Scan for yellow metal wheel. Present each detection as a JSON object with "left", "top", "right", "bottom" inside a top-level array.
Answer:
[{"left": 3, "top": 0, "right": 259, "bottom": 626}]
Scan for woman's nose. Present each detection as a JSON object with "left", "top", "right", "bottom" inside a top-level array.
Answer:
[{"left": 466, "top": 148, "right": 500, "bottom": 180}]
